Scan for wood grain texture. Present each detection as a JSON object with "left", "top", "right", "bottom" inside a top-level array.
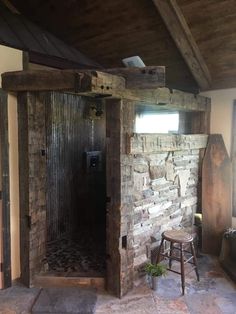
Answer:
[
  {"left": 0, "top": 2, "right": 99, "bottom": 68},
  {"left": 152, "top": 0, "right": 211, "bottom": 90},
  {"left": 34, "top": 275, "right": 105, "bottom": 289},
  {"left": 17, "top": 92, "right": 30, "bottom": 287},
  {"left": 202, "top": 134, "right": 232, "bottom": 256},
  {"left": 10, "top": 0, "right": 199, "bottom": 92},
  {"left": 2, "top": 70, "right": 210, "bottom": 112},
  {"left": 129, "top": 134, "right": 208, "bottom": 154},
  {"left": 0, "top": 90, "right": 11, "bottom": 288},
  {"left": 1, "top": 70, "right": 125, "bottom": 94},
  {"left": 104, "top": 66, "right": 165, "bottom": 89},
  {"left": 0, "top": 106, "right": 2, "bottom": 289},
  {"left": 11, "top": 0, "right": 236, "bottom": 90},
  {"left": 106, "top": 99, "right": 122, "bottom": 296},
  {"left": 178, "top": 0, "right": 236, "bottom": 90}
]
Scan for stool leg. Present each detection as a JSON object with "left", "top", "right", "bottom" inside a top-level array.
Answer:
[
  {"left": 180, "top": 243, "right": 185, "bottom": 295},
  {"left": 169, "top": 242, "right": 173, "bottom": 269},
  {"left": 190, "top": 241, "right": 200, "bottom": 281},
  {"left": 156, "top": 237, "right": 164, "bottom": 264}
]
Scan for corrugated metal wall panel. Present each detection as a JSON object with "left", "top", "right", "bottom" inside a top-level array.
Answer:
[{"left": 46, "top": 92, "right": 106, "bottom": 242}]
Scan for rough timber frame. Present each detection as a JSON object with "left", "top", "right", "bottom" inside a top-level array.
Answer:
[
  {"left": 0, "top": 89, "right": 11, "bottom": 289},
  {"left": 2, "top": 69, "right": 210, "bottom": 112},
  {"left": 2, "top": 68, "right": 210, "bottom": 297}
]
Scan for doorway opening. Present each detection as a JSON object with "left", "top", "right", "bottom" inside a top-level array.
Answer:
[
  {"left": 45, "top": 93, "right": 106, "bottom": 278},
  {"left": 18, "top": 91, "right": 121, "bottom": 295}
]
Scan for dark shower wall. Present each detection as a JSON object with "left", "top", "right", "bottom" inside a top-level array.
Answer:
[{"left": 46, "top": 92, "right": 106, "bottom": 243}]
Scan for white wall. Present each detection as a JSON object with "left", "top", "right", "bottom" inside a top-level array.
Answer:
[
  {"left": 201, "top": 88, "right": 236, "bottom": 226},
  {"left": 201, "top": 88, "right": 236, "bottom": 156},
  {"left": 0, "top": 45, "right": 22, "bottom": 280}
]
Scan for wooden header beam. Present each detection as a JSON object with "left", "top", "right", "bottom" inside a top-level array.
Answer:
[
  {"left": 1, "top": 70, "right": 125, "bottom": 94},
  {"left": 152, "top": 0, "right": 211, "bottom": 90},
  {"left": 1, "top": 66, "right": 165, "bottom": 93},
  {"left": 1, "top": 69, "right": 210, "bottom": 112},
  {"left": 103, "top": 66, "right": 165, "bottom": 89}
]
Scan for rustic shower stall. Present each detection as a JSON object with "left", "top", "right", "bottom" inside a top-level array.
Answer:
[
  {"left": 2, "top": 68, "right": 210, "bottom": 297},
  {"left": 17, "top": 91, "right": 109, "bottom": 286},
  {"left": 45, "top": 94, "right": 106, "bottom": 277}
]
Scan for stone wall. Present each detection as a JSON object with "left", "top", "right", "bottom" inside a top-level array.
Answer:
[{"left": 128, "top": 134, "right": 208, "bottom": 278}]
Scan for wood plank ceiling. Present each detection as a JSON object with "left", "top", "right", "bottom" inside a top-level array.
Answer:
[
  {"left": 178, "top": 0, "right": 236, "bottom": 90},
  {"left": 8, "top": 0, "right": 236, "bottom": 91}
]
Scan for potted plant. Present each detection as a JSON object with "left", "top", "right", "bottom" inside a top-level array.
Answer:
[{"left": 145, "top": 262, "right": 167, "bottom": 291}]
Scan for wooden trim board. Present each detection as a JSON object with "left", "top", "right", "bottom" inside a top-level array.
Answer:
[{"left": 0, "top": 89, "right": 11, "bottom": 288}]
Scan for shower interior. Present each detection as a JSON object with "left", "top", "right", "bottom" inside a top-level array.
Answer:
[{"left": 45, "top": 94, "right": 106, "bottom": 278}]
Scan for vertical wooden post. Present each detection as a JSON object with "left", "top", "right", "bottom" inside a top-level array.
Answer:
[
  {"left": 106, "top": 98, "right": 135, "bottom": 297},
  {"left": 0, "top": 94, "right": 2, "bottom": 289},
  {"left": 18, "top": 92, "right": 47, "bottom": 287},
  {"left": 120, "top": 99, "right": 135, "bottom": 296},
  {"left": 106, "top": 98, "right": 122, "bottom": 296},
  {"left": 18, "top": 92, "right": 30, "bottom": 286},
  {"left": 0, "top": 89, "right": 11, "bottom": 288}
]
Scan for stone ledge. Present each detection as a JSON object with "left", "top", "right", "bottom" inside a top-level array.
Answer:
[{"left": 129, "top": 134, "right": 208, "bottom": 154}]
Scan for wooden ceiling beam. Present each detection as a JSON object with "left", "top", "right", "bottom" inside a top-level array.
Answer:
[{"left": 152, "top": 0, "right": 212, "bottom": 90}]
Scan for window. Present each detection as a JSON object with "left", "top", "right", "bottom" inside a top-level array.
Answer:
[{"left": 135, "top": 112, "right": 179, "bottom": 134}]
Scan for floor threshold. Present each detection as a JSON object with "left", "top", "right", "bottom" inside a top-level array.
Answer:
[{"left": 33, "top": 274, "right": 105, "bottom": 289}]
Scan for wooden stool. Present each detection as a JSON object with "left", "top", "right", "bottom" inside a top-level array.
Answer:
[{"left": 156, "top": 230, "right": 199, "bottom": 295}]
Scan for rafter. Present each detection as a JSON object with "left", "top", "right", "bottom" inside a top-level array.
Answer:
[{"left": 152, "top": 0, "right": 211, "bottom": 90}]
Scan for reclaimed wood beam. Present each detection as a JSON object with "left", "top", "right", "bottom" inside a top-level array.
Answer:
[
  {"left": 2, "top": 70, "right": 75, "bottom": 91},
  {"left": 103, "top": 66, "right": 165, "bottom": 89},
  {"left": 2, "top": 66, "right": 166, "bottom": 93},
  {"left": 0, "top": 90, "right": 11, "bottom": 288},
  {"left": 129, "top": 134, "right": 208, "bottom": 154},
  {"left": 1, "top": 69, "right": 210, "bottom": 112},
  {"left": 123, "top": 88, "right": 211, "bottom": 112},
  {"left": 1, "top": 70, "right": 125, "bottom": 94},
  {"left": 152, "top": 0, "right": 211, "bottom": 90}
]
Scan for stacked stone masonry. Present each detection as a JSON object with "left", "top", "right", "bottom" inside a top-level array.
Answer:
[{"left": 128, "top": 134, "right": 208, "bottom": 277}]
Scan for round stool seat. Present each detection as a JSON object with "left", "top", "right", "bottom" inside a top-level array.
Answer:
[{"left": 163, "top": 230, "right": 193, "bottom": 243}]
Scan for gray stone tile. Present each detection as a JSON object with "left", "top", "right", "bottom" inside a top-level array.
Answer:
[
  {"left": 32, "top": 287, "right": 97, "bottom": 314},
  {"left": 0, "top": 255, "right": 236, "bottom": 314},
  {"left": 152, "top": 278, "right": 183, "bottom": 298},
  {"left": 95, "top": 294, "right": 157, "bottom": 314},
  {"left": 214, "top": 292, "right": 236, "bottom": 314},
  {"left": 184, "top": 293, "right": 222, "bottom": 314},
  {"left": 154, "top": 296, "right": 190, "bottom": 314},
  {"left": 0, "top": 283, "right": 40, "bottom": 314}
]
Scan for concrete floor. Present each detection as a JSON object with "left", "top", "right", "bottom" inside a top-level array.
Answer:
[{"left": 0, "top": 254, "right": 235, "bottom": 314}]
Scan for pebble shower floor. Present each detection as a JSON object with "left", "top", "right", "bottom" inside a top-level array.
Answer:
[{"left": 46, "top": 231, "right": 106, "bottom": 277}]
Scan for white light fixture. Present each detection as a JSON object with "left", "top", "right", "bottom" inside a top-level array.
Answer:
[{"left": 122, "top": 56, "right": 145, "bottom": 68}]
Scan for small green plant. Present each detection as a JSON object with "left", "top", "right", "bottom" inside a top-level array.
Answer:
[{"left": 145, "top": 263, "right": 167, "bottom": 277}]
